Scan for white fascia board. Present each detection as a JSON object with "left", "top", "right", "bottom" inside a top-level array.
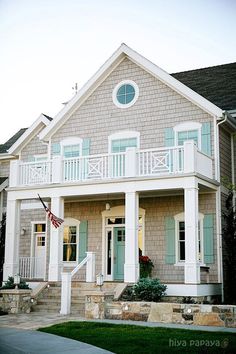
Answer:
[
  {"left": 8, "top": 114, "right": 50, "bottom": 155},
  {"left": 0, "top": 153, "right": 15, "bottom": 161},
  {"left": 39, "top": 43, "right": 223, "bottom": 141},
  {"left": 122, "top": 45, "right": 223, "bottom": 118}
]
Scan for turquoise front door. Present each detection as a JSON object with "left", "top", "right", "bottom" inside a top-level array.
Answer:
[{"left": 114, "top": 227, "right": 125, "bottom": 280}]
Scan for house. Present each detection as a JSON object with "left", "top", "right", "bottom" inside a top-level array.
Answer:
[{"left": 2, "top": 44, "right": 236, "bottom": 304}]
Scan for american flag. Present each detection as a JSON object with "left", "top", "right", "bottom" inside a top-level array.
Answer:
[{"left": 38, "top": 194, "right": 64, "bottom": 228}]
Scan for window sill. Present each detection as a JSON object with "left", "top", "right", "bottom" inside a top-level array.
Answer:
[
  {"left": 62, "top": 261, "right": 77, "bottom": 267},
  {"left": 174, "top": 262, "right": 206, "bottom": 267}
]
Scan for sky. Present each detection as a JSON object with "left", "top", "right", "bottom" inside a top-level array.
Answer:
[{"left": 0, "top": 0, "right": 236, "bottom": 143}]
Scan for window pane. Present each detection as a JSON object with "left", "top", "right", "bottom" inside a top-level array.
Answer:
[
  {"left": 126, "top": 84, "right": 135, "bottom": 94},
  {"left": 63, "top": 244, "right": 76, "bottom": 261},
  {"left": 180, "top": 242, "right": 185, "bottom": 261},
  {"left": 126, "top": 93, "right": 135, "bottom": 104},
  {"left": 117, "top": 85, "right": 125, "bottom": 95},
  {"left": 34, "top": 224, "right": 46, "bottom": 232},
  {"left": 64, "top": 144, "right": 80, "bottom": 158},
  {"left": 117, "top": 94, "right": 126, "bottom": 104},
  {"left": 116, "top": 84, "right": 135, "bottom": 105}
]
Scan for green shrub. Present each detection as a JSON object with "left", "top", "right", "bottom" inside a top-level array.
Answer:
[
  {"left": 133, "top": 278, "right": 167, "bottom": 302},
  {"left": 0, "top": 276, "right": 30, "bottom": 290}
]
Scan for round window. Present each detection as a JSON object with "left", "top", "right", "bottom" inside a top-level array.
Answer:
[{"left": 113, "top": 80, "right": 139, "bottom": 108}]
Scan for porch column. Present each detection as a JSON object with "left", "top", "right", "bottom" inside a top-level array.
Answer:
[
  {"left": 124, "top": 191, "right": 139, "bottom": 283},
  {"left": 3, "top": 198, "right": 21, "bottom": 281},
  {"left": 48, "top": 196, "right": 64, "bottom": 281},
  {"left": 184, "top": 186, "right": 200, "bottom": 284}
]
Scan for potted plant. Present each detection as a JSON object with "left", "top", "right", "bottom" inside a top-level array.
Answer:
[{"left": 139, "top": 255, "right": 154, "bottom": 278}]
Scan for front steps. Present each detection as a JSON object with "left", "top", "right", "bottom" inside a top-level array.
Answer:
[{"left": 31, "top": 281, "right": 124, "bottom": 316}]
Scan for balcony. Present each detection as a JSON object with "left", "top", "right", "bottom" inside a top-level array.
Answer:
[{"left": 9, "top": 141, "right": 213, "bottom": 188}]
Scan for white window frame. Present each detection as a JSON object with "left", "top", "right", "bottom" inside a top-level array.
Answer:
[
  {"left": 62, "top": 217, "right": 80, "bottom": 266},
  {"left": 108, "top": 131, "right": 140, "bottom": 153},
  {"left": 174, "top": 122, "right": 202, "bottom": 148},
  {"left": 174, "top": 212, "right": 204, "bottom": 266},
  {"left": 60, "top": 137, "right": 83, "bottom": 157},
  {"left": 112, "top": 80, "right": 139, "bottom": 109}
]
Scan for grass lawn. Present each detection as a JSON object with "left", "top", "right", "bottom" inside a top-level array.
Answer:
[{"left": 38, "top": 321, "right": 236, "bottom": 354}]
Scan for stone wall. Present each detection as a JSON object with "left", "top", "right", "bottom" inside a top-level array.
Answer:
[
  {"left": 104, "top": 301, "right": 236, "bottom": 328},
  {"left": 0, "top": 289, "right": 32, "bottom": 314}
]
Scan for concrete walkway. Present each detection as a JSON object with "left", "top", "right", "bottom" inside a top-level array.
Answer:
[
  {"left": 0, "top": 312, "right": 235, "bottom": 354},
  {"left": 0, "top": 327, "right": 113, "bottom": 354}
]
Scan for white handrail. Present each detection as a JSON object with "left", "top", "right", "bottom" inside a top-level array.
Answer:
[{"left": 60, "top": 252, "right": 96, "bottom": 315}]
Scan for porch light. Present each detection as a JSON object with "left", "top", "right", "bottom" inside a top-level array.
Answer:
[
  {"left": 20, "top": 228, "right": 26, "bottom": 236},
  {"left": 96, "top": 273, "right": 104, "bottom": 288},
  {"left": 105, "top": 203, "right": 111, "bottom": 211},
  {"left": 14, "top": 274, "right": 21, "bottom": 289}
]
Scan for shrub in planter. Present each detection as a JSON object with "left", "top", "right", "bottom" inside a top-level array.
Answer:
[
  {"left": 0, "top": 276, "right": 30, "bottom": 290},
  {"left": 133, "top": 278, "right": 167, "bottom": 302}
]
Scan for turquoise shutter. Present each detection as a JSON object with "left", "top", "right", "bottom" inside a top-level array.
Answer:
[
  {"left": 79, "top": 221, "right": 88, "bottom": 263},
  {"left": 28, "top": 156, "right": 35, "bottom": 162},
  {"left": 203, "top": 214, "right": 214, "bottom": 264},
  {"left": 52, "top": 143, "right": 61, "bottom": 155},
  {"left": 82, "top": 139, "right": 90, "bottom": 156},
  {"left": 164, "top": 128, "right": 174, "bottom": 147},
  {"left": 165, "top": 216, "right": 175, "bottom": 264},
  {"left": 201, "top": 122, "right": 211, "bottom": 156}
]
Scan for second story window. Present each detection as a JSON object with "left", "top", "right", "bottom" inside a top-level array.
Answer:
[
  {"left": 111, "top": 137, "right": 137, "bottom": 153},
  {"left": 177, "top": 129, "right": 199, "bottom": 147},
  {"left": 63, "top": 144, "right": 81, "bottom": 158}
]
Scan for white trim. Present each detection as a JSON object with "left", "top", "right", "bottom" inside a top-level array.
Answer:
[
  {"left": 0, "top": 178, "right": 8, "bottom": 192},
  {"left": 174, "top": 212, "right": 204, "bottom": 265},
  {"left": 112, "top": 80, "right": 139, "bottom": 109},
  {"left": 8, "top": 114, "right": 50, "bottom": 155},
  {"left": 62, "top": 217, "right": 80, "bottom": 265},
  {"left": 34, "top": 154, "right": 48, "bottom": 161},
  {"left": 101, "top": 205, "right": 145, "bottom": 281},
  {"left": 165, "top": 283, "right": 222, "bottom": 296},
  {"left": 108, "top": 131, "right": 140, "bottom": 153},
  {"left": 174, "top": 121, "right": 202, "bottom": 149},
  {"left": 60, "top": 137, "right": 83, "bottom": 157},
  {"left": 30, "top": 221, "right": 47, "bottom": 280},
  {"left": 39, "top": 44, "right": 223, "bottom": 141}
]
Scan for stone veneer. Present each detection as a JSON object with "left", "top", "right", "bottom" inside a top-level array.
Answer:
[
  {"left": 0, "top": 289, "right": 32, "bottom": 314},
  {"left": 105, "top": 302, "right": 236, "bottom": 328},
  {"left": 85, "top": 293, "right": 236, "bottom": 328}
]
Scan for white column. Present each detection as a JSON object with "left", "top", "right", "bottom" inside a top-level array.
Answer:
[
  {"left": 9, "top": 160, "right": 20, "bottom": 187},
  {"left": 52, "top": 156, "right": 63, "bottom": 183},
  {"left": 184, "top": 186, "right": 200, "bottom": 284},
  {"left": 60, "top": 272, "right": 71, "bottom": 315},
  {"left": 124, "top": 191, "right": 139, "bottom": 283},
  {"left": 3, "top": 199, "right": 21, "bottom": 281},
  {"left": 48, "top": 196, "right": 64, "bottom": 281}
]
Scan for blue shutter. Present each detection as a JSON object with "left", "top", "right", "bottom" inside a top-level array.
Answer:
[
  {"left": 79, "top": 221, "right": 88, "bottom": 263},
  {"left": 201, "top": 122, "right": 211, "bottom": 156},
  {"left": 82, "top": 139, "right": 90, "bottom": 156},
  {"left": 165, "top": 216, "right": 176, "bottom": 264},
  {"left": 203, "top": 214, "right": 214, "bottom": 264},
  {"left": 28, "top": 156, "right": 35, "bottom": 162},
  {"left": 52, "top": 143, "right": 61, "bottom": 155},
  {"left": 164, "top": 128, "right": 174, "bottom": 147}
]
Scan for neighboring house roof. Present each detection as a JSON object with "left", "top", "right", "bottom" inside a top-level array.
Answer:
[
  {"left": 172, "top": 62, "right": 236, "bottom": 112},
  {"left": 40, "top": 43, "right": 223, "bottom": 141},
  {"left": 42, "top": 114, "right": 53, "bottom": 121},
  {"left": 0, "top": 128, "right": 27, "bottom": 154}
]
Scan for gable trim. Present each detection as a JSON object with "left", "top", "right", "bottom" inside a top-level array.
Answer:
[{"left": 8, "top": 114, "right": 51, "bottom": 155}]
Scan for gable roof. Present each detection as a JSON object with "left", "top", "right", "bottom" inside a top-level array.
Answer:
[
  {"left": 39, "top": 44, "right": 223, "bottom": 141},
  {"left": 172, "top": 62, "right": 236, "bottom": 112},
  {"left": 0, "top": 128, "right": 27, "bottom": 154},
  {"left": 8, "top": 113, "right": 52, "bottom": 155}
]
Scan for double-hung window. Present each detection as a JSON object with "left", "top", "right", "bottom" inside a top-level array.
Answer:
[
  {"left": 63, "top": 225, "right": 77, "bottom": 262},
  {"left": 61, "top": 138, "right": 82, "bottom": 181},
  {"left": 177, "top": 130, "right": 199, "bottom": 147}
]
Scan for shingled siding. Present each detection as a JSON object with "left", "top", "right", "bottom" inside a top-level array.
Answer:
[
  {"left": 0, "top": 161, "right": 10, "bottom": 178},
  {"left": 21, "top": 129, "right": 47, "bottom": 161},
  {"left": 51, "top": 58, "right": 214, "bottom": 158},
  {"left": 219, "top": 126, "right": 232, "bottom": 182},
  {"left": 61, "top": 194, "right": 218, "bottom": 284}
]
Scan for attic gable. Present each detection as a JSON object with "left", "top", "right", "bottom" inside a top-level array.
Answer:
[{"left": 39, "top": 44, "right": 223, "bottom": 141}]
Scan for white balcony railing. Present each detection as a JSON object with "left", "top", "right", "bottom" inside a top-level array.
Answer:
[{"left": 10, "top": 141, "right": 213, "bottom": 187}]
